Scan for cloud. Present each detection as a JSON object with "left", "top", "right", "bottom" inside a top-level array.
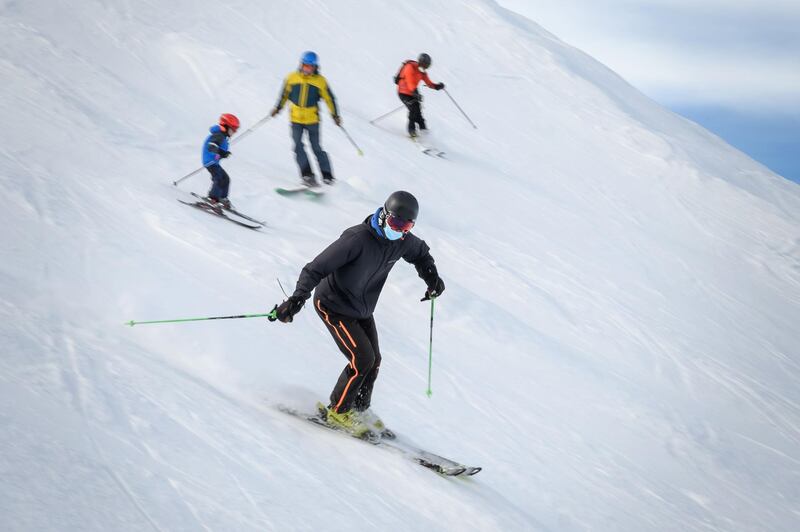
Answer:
[
  {"left": 498, "top": 0, "right": 800, "bottom": 109},
  {"left": 590, "top": 40, "right": 800, "bottom": 109}
]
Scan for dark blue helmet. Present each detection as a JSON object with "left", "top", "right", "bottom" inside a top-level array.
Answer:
[{"left": 301, "top": 51, "right": 318, "bottom": 66}]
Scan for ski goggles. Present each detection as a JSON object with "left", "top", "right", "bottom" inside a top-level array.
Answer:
[{"left": 386, "top": 213, "right": 415, "bottom": 233}]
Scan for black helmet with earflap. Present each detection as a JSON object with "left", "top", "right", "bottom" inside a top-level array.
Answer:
[{"left": 383, "top": 190, "right": 419, "bottom": 222}]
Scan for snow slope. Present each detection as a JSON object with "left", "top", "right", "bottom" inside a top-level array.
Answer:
[{"left": 2, "top": 0, "right": 800, "bottom": 530}]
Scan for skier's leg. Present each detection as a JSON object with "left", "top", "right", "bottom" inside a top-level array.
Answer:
[
  {"left": 314, "top": 299, "right": 376, "bottom": 414},
  {"left": 218, "top": 167, "right": 231, "bottom": 199},
  {"left": 207, "top": 165, "right": 226, "bottom": 200},
  {"left": 307, "top": 123, "right": 333, "bottom": 180},
  {"left": 410, "top": 95, "right": 426, "bottom": 131},
  {"left": 354, "top": 316, "right": 381, "bottom": 411},
  {"left": 416, "top": 104, "right": 427, "bottom": 131},
  {"left": 291, "top": 123, "right": 313, "bottom": 177},
  {"left": 399, "top": 93, "right": 416, "bottom": 136}
]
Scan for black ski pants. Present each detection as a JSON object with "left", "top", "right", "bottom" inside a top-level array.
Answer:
[
  {"left": 314, "top": 298, "right": 381, "bottom": 414},
  {"left": 399, "top": 92, "right": 426, "bottom": 134}
]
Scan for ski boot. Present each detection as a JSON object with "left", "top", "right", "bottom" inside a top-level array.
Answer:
[
  {"left": 358, "top": 408, "right": 395, "bottom": 439},
  {"left": 316, "top": 402, "right": 377, "bottom": 441},
  {"left": 218, "top": 197, "right": 233, "bottom": 210},
  {"left": 203, "top": 196, "right": 224, "bottom": 214},
  {"left": 301, "top": 173, "right": 320, "bottom": 188},
  {"left": 322, "top": 171, "right": 335, "bottom": 185}
]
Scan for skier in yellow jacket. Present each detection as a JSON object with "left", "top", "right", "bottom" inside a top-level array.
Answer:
[{"left": 271, "top": 51, "right": 341, "bottom": 186}]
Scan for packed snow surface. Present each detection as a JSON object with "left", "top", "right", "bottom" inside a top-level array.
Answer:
[{"left": 2, "top": 1, "right": 799, "bottom": 530}]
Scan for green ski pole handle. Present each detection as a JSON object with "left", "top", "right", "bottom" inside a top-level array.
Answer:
[{"left": 126, "top": 308, "right": 278, "bottom": 327}]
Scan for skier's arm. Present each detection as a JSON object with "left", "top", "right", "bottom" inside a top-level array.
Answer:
[
  {"left": 421, "top": 71, "right": 436, "bottom": 89},
  {"left": 403, "top": 237, "right": 441, "bottom": 289},
  {"left": 274, "top": 77, "right": 291, "bottom": 112},
  {"left": 206, "top": 132, "right": 227, "bottom": 154},
  {"left": 321, "top": 79, "right": 340, "bottom": 119},
  {"left": 293, "top": 233, "right": 361, "bottom": 300}
]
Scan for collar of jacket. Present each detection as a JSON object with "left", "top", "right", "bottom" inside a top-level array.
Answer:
[{"left": 368, "top": 208, "right": 386, "bottom": 240}]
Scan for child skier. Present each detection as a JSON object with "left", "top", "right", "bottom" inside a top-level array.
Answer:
[{"left": 201, "top": 113, "right": 240, "bottom": 208}]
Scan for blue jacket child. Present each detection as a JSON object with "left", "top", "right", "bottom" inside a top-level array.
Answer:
[{"left": 202, "top": 113, "right": 240, "bottom": 206}]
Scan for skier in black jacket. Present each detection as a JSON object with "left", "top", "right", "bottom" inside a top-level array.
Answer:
[{"left": 270, "top": 191, "right": 445, "bottom": 437}]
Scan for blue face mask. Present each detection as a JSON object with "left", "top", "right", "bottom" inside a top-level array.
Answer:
[{"left": 384, "top": 225, "right": 405, "bottom": 241}]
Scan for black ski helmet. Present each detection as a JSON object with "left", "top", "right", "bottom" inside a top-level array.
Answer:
[
  {"left": 417, "top": 53, "right": 431, "bottom": 69},
  {"left": 384, "top": 190, "right": 419, "bottom": 222}
]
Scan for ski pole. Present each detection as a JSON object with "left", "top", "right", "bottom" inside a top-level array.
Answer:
[
  {"left": 230, "top": 113, "right": 272, "bottom": 145},
  {"left": 369, "top": 104, "right": 405, "bottom": 125},
  {"left": 338, "top": 125, "right": 364, "bottom": 156},
  {"left": 126, "top": 309, "right": 277, "bottom": 327},
  {"left": 173, "top": 160, "right": 218, "bottom": 187},
  {"left": 426, "top": 296, "right": 436, "bottom": 398},
  {"left": 443, "top": 88, "right": 477, "bottom": 129},
  {"left": 172, "top": 113, "right": 272, "bottom": 186}
]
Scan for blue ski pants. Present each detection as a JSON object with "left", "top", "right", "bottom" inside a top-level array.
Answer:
[
  {"left": 207, "top": 164, "right": 230, "bottom": 199},
  {"left": 291, "top": 122, "right": 332, "bottom": 178}
]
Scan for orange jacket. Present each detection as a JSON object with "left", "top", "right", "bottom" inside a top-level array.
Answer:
[{"left": 397, "top": 61, "right": 436, "bottom": 95}]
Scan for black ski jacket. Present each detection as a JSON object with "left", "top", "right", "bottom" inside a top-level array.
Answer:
[{"left": 292, "top": 215, "right": 438, "bottom": 319}]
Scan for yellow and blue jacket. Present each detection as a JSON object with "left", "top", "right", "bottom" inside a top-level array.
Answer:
[{"left": 275, "top": 70, "right": 339, "bottom": 125}]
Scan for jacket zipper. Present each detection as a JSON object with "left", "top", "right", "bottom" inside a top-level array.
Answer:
[{"left": 300, "top": 79, "right": 309, "bottom": 108}]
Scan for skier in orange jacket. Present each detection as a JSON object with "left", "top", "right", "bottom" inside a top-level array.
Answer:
[{"left": 394, "top": 53, "right": 444, "bottom": 137}]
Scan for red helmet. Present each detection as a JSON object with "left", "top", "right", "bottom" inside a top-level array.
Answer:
[{"left": 219, "top": 113, "right": 240, "bottom": 132}]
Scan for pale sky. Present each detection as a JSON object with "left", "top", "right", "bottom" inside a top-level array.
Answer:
[
  {"left": 498, "top": 0, "right": 800, "bottom": 109},
  {"left": 498, "top": 0, "right": 800, "bottom": 182}
]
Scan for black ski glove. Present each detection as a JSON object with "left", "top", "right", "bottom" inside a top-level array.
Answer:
[
  {"left": 270, "top": 107, "right": 280, "bottom": 117},
  {"left": 333, "top": 115, "right": 342, "bottom": 126},
  {"left": 434, "top": 83, "right": 445, "bottom": 91},
  {"left": 218, "top": 149, "right": 231, "bottom": 158},
  {"left": 270, "top": 296, "right": 305, "bottom": 323},
  {"left": 421, "top": 276, "right": 445, "bottom": 301}
]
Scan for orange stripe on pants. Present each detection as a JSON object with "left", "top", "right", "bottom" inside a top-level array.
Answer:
[
  {"left": 338, "top": 321, "right": 357, "bottom": 349},
  {"left": 316, "top": 300, "right": 359, "bottom": 412}
]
